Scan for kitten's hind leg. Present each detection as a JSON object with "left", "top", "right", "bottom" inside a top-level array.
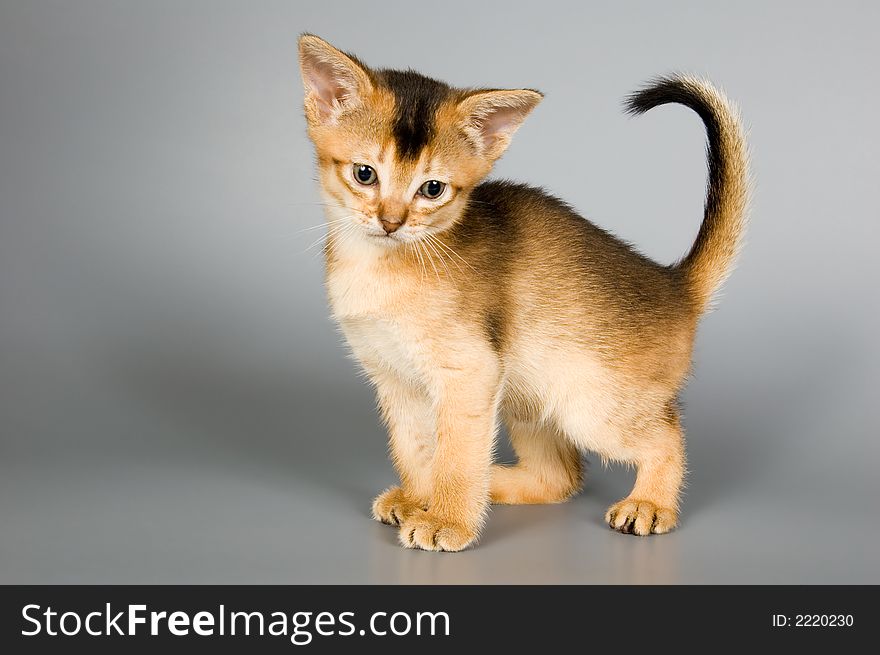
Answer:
[
  {"left": 605, "top": 411, "right": 685, "bottom": 536},
  {"left": 491, "top": 417, "right": 583, "bottom": 505}
]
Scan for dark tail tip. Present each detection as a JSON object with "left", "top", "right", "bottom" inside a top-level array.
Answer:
[
  {"left": 623, "top": 75, "right": 723, "bottom": 196},
  {"left": 624, "top": 75, "right": 711, "bottom": 120}
]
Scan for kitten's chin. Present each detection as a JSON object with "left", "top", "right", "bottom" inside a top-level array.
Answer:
[
  {"left": 366, "top": 232, "right": 403, "bottom": 246},
  {"left": 345, "top": 226, "right": 430, "bottom": 253},
  {"left": 344, "top": 230, "right": 406, "bottom": 253}
]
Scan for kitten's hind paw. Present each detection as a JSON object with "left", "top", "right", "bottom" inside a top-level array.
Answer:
[
  {"left": 371, "top": 486, "right": 422, "bottom": 526},
  {"left": 605, "top": 499, "right": 678, "bottom": 536}
]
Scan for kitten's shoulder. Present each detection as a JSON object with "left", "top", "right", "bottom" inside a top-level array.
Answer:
[
  {"left": 469, "top": 180, "right": 576, "bottom": 217},
  {"left": 459, "top": 180, "right": 579, "bottom": 242}
]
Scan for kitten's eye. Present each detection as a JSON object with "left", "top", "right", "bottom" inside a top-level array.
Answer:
[
  {"left": 419, "top": 180, "right": 446, "bottom": 199},
  {"left": 353, "top": 164, "right": 377, "bottom": 186}
]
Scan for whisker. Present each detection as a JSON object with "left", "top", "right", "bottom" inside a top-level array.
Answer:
[
  {"left": 288, "top": 201, "right": 341, "bottom": 208},
  {"left": 424, "top": 233, "right": 460, "bottom": 275},
  {"left": 296, "top": 216, "right": 352, "bottom": 234},
  {"left": 413, "top": 240, "right": 428, "bottom": 285},
  {"left": 428, "top": 233, "right": 477, "bottom": 273},
  {"left": 302, "top": 220, "right": 355, "bottom": 255},
  {"left": 302, "top": 230, "right": 335, "bottom": 254},
  {"left": 421, "top": 237, "right": 442, "bottom": 283},
  {"left": 421, "top": 240, "right": 438, "bottom": 284},
  {"left": 407, "top": 243, "right": 424, "bottom": 287},
  {"left": 316, "top": 221, "right": 359, "bottom": 258},
  {"left": 423, "top": 234, "right": 452, "bottom": 279}
]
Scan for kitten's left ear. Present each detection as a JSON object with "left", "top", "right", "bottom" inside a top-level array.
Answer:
[
  {"left": 298, "top": 34, "right": 373, "bottom": 127},
  {"left": 457, "top": 89, "right": 543, "bottom": 160}
]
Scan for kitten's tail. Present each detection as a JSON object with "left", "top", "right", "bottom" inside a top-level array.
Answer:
[{"left": 625, "top": 75, "right": 751, "bottom": 312}]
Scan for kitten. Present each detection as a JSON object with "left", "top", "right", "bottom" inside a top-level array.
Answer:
[{"left": 298, "top": 34, "right": 749, "bottom": 550}]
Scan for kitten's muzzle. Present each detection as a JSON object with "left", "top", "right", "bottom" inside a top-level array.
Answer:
[{"left": 378, "top": 217, "right": 404, "bottom": 234}]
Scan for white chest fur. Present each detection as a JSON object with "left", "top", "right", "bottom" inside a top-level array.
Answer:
[
  {"left": 326, "top": 245, "right": 428, "bottom": 384},
  {"left": 338, "top": 315, "right": 423, "bottom": 382}
]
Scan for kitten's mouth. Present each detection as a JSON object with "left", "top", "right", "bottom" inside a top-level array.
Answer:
[
  {"left": 367, "top": 232, "right": 403, "bottom": 244},
  {"left": 367, "top": 232, "right": 402, "bottom": 245}
]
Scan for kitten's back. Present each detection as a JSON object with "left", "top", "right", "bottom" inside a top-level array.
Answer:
[{"left": 451, "top": 180, "right": 697, "bottom": 345}]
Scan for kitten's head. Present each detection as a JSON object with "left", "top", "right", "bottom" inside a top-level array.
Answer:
[{"left": 298, "top": 34, "right": 541, "bottom": 246}]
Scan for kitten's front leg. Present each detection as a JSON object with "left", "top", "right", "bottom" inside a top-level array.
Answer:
[
  {"left": 370, "top": 370, "right": 436, "bottom": 527},
  {"left": 398, "top": 362, "right": 500, "bottom": 552}
]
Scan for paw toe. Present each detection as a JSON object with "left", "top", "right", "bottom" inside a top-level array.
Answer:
[
  {"left": 606, "top": 499, "right": 677, "bottom": 536},
  {"left": 399, "top": 514, "right": 476, "bottom": 552},
  {"left": 372, "top": 487, "right": 419, "bottom": 526}
]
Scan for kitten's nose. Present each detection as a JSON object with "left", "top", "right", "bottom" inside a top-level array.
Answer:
[{"left": 379, "top": 217, "right": 403, "bottom": 234}]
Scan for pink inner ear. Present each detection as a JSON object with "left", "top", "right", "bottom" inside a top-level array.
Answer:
[
  {"left": 480, "top": 105, "right": 527, "bottom": 142},
  {"left": 304, "top": 58, "right": 349, "bottom": 112}
]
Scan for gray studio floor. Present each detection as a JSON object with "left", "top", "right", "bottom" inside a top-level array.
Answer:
[{"left": 2, "top": 331, "right": 875, "bottom": 584}]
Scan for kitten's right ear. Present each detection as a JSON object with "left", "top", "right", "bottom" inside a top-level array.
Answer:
[{"left": 298, "top": 34, "right": 373, "bottom": 127}]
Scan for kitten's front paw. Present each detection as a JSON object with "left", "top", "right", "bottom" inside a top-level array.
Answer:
[
  {"left": 399, "top": 511, "right": 477, "bottom": 552},
  {"left": 371, "top": 486, "right": 422, "bottom": 526},
  {"left": 605, "top": 499, "right": 678, "bottom": 536}
]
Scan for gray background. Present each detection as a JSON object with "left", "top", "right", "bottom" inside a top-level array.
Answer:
[{"left": 1, "top": 0, "right": 877, "bottom": 584}]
